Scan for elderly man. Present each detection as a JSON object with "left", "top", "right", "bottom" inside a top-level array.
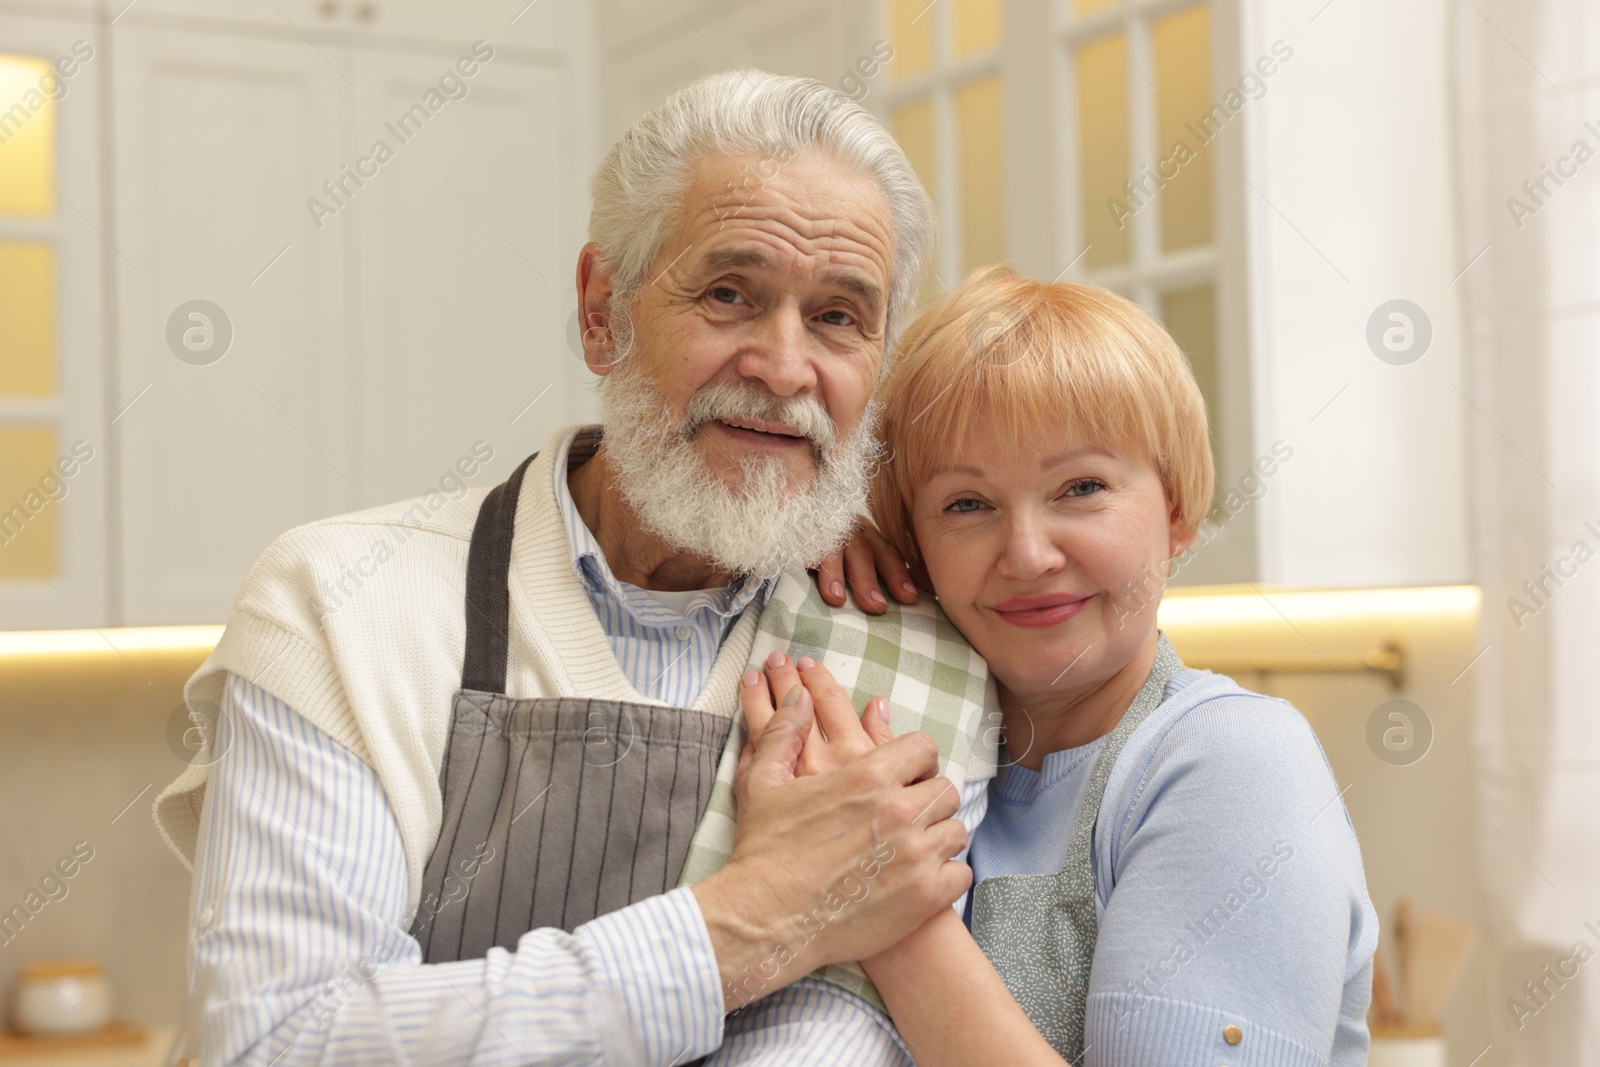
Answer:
[{"left": 154, "top": 70, "right": 990, "bottom": 1065}]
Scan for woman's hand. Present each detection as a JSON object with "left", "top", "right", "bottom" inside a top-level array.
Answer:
[
  {"left": 740, "top": 653, "right": 893, "bottom": 778},
  {"left": 815, "top": 520, "right": 922, "bottom": 615}
]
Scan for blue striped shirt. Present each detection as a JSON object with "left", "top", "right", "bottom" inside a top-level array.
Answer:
[
  {"left": 556, "top": 424, "right": 778, "bottom": 705},
  {"left": 187, "top": 429, "right": 984, "bottom": 1065}
]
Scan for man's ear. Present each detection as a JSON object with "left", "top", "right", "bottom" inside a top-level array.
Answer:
[{"left": 575, "top": 242, "right": 619, "bottom": 376}]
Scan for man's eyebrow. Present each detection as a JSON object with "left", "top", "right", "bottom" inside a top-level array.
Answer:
[
  {"left": 695, "top": 247, "right": 886, "bottom": 322},
  {"left": 822, "top": 269, "right": 885, "bottom": 321},
  {"left": 699, "top": 247, "right": 773, "bottom": 273}
]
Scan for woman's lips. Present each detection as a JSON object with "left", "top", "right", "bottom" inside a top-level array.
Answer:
[{"left": 992, "top": 594, "right": 1091, "bottom": 629}]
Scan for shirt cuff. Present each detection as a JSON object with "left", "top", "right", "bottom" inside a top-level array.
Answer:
[
  {"left": 582, "top": 885, "right": 726, "bottom": 1063},
  {"left": 1086, "top": 991, "right": 1338, "bottom": 1067}
]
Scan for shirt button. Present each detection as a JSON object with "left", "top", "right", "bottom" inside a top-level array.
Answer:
[
  {"left": 198, "top": 904, "right": 217, "bottom": 929},
  {"left": 675, "top": 625, "right": 693, "bottom": 640},
  {"left": 1223, "top": 1024, "right": 1242, "bottom": 1045}
]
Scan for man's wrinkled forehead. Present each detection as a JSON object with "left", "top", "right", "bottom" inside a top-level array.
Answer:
[{"left": 663, "top": 150, "right": 894, "bottom": 292}]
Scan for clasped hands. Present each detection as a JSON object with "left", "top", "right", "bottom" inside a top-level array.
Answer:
[{"left": 689, "top": 542, "right": 969, "bottom": 1010}]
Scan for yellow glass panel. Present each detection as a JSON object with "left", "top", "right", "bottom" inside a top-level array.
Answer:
[
  {"left": 953, "top": 0, "right": 1001, "bottom": 57},
  {"left": 956, "top": 75, "right": 1004, "bottom": 271},
  {"left": 1153, "top": 5, "right": 1213, "bottom": 251},
  {"left": 0, "top": 425, "right": 59, "bottom": 579},
  {"left": 1076, "top": 34, "right": 1130, "bottom": 269},
  {"left": 0, "top": 55, "right": 57, "bottom": 217},
  {"left": 0, "top": 242, "right": 55, "bottom": 396},
  {"left": 892, "top": 97, "right": 937, "bottom": 204},
  {"left": 892, "top": 97, "right": 941, "bottom": 300},
  {"left": 889, "top": 0, "right": 934, "bottom": 81},
  {"left": 1161, "top": 284, "right": 1219, "bottom": 483}
]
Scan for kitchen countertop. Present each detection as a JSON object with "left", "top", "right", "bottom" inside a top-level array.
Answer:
[{"left": 0, "top": 1025, "right": 177, "bottom": 1067}]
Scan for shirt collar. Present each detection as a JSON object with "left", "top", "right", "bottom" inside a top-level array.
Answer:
[{"left": 553, "top": 424, "right": 779, "bottom": 620}]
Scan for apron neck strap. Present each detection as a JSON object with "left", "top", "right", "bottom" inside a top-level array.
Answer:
[
  {"left": 461, "top": 450, "right": 540, "bottom": 693},
  {"left": 1054, "top": 631, "right": 1184, "bottom": 873}
]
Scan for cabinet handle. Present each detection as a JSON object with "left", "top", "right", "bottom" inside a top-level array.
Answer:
[
  {"left": 319, "top": 0, "right": 339, "bottom": 17},
  {"left": 355, "top": 2, "right": 376, "bottom": 21}
]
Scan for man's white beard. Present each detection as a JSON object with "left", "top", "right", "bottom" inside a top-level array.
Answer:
[{"left": 596, "top": 328, "right": 884, "bottom": 580}]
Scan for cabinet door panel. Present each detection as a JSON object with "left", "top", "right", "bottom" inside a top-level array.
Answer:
[
  {"left": 112, "top": 26, "right": 352, "bottom": 623},
  {"left": 346, "top": 47, "right": 590, "bottom": 503},
  {"left": 114, "top": 0, "right": 573, "bottom": 55}
]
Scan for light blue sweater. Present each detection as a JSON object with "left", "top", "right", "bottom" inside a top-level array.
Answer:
[{"left": 966, "top": 664, "right": 1378, "bottom": 1066}]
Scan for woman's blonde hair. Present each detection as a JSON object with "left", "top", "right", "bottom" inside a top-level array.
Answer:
[{"left": 869, "top": 265, "right": 1215, "bottom": 576}]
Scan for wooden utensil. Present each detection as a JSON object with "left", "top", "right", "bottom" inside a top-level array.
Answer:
[
  {"left": 1393, "top": 899, "right": 1413, "bottom": 1020},
  {"left": 1370, "top": 947, "right": 1399, "bottom": 1027},
  {"left": 1403, "top": 908, "right": 1477, "bottom": 1026}
]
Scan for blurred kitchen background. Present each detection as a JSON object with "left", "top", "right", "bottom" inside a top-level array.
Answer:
[{"left": 0, "top": 0, "right": 1595, "bottom": 1063}]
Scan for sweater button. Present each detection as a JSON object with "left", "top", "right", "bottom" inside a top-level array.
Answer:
[{"left": 1223, "top": 1023, "right": 1242, "bottom": 1045}]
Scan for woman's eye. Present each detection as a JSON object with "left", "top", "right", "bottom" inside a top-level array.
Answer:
[
  {"left": 1064, "top": 478, "right": 1107, "bottom": 498},
  {"left": 709, "top": 286, "right": 744, "bottom": 305},
  {"left": 944, "top": 497, "right": 984, "bottom": 514}
]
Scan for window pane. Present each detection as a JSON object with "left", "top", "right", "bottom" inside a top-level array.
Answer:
[
  {"left": 0, "top": 55, "right": 57, "bottom": 217},
  {"left": 1161, "top": 283, "right": 1219, "bottom": 483},
  {"left": 1152, "top": 5, "right": 1213, "bottom": 251},
  {"left": 956, "top": 75, "right": 1004, "bottom": 271},
  {"left": 892, "top": 97, "right": 941, "bottom": 297},
  {"left": 891, "top": 97, "right": 937, "bottom": 204},
  {"left": 889, "top": 0, "right": 934, "bottom": 81},
  {"left": 953, "top": 0, "right": 1001, "bottom": 57},
  {"left": 0, "top": 241, "right": 55, "bottom": 396},
  {"left": 1076, "top": 34, "right": 1130, "bottom": 269},
  {"left": 0, "top": 425, "right": 59, "bottom": 578}
]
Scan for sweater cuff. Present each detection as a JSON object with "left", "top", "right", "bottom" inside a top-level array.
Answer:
[
  {"left": 1086, "top": 990, "right": 1337, "bottom": 1067},
  {"left": 583, "top": 886, "right": 725, "bottom": 1063}
]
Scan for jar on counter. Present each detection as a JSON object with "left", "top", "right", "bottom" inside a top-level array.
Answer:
[{"left": 10, "top": 959, "right": 112, "bottom": 1036}]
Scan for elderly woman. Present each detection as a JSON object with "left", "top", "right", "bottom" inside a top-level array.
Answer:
[{"left": 743, "top": 266, "right": 1378, "bottom": 1065}]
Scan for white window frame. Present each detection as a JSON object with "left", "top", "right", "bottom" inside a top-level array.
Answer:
[
  {"left": 1008, "top": 0, "right": 1258, "bottom": 582},
  {"left": 1055, "top": 0, "right": 1221, "bottom": 306},
  {"left": 873, "top": 1, "right": 1004, "bottom": 289}
]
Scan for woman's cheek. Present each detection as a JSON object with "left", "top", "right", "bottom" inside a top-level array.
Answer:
[{"left": 923, "top": 545, "right": 987, "bottom": 632}]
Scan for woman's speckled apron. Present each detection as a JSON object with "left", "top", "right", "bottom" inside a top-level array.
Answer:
[
  {"left": 409, "top": 451, "right": 734, "bottom": 962},
  {"left": 969, "top": 635, "right": 1184, "bottom": 1064}
]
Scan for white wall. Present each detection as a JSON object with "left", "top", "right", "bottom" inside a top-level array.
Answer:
[{"left": 1241, "top": 0, "right": 1469, "bottom": 587}]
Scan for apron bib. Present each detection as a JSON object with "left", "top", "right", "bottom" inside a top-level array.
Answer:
[
  {"left": 969, "top": 635, "right": 1184, "bottom": 1064},
  {"left": 410, "top": 451, "right": 734, "bottom": 962}
]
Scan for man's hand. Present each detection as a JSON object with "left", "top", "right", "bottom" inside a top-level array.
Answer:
[
  {"left": 691, "top": 677, "right": 970, "bottom": 1010},
  {"left": 814, "top": 520, "right": 922, "bottom": 614}
]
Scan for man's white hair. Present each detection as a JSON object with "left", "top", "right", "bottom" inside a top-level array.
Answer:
[{"left": 588, "top": 69, "right": 935, "bottom": 347}]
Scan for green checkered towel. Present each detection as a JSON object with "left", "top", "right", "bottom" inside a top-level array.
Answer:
[{"left": 677, "top": 568, "right": 1000, "bottom": 1013}]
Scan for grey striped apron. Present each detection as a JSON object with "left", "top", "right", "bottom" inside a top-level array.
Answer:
[
  {"left": 410, "top": 450, "right": 734, "bottom": 962},
  {"left": 969, "top": 634, "right": 1184, "bottom": 1064}
]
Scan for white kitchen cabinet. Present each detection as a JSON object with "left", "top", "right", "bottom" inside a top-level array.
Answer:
[
  {"left": 108, "top": 21, "right": 358, "bottom": 625},
  {"left": 100, "top": 3, "right": 590, "bottom": 625},
  {"left": 342, "top": 40, "right": 591, "bottom": 505},
  {"left": 0, "top": 0, "right": 590, "bottom": 629},
  {"left": 108, "top": 0, "right": 577, "bottom": 54}
]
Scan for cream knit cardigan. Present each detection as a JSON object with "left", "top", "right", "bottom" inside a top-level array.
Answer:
[{"left": 153, "top": 425, "right": 761, "bottom": 919}]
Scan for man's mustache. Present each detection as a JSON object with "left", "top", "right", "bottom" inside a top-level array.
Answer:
[{"left": 680, "top": 384, "right": 838, "bottom": 461}]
